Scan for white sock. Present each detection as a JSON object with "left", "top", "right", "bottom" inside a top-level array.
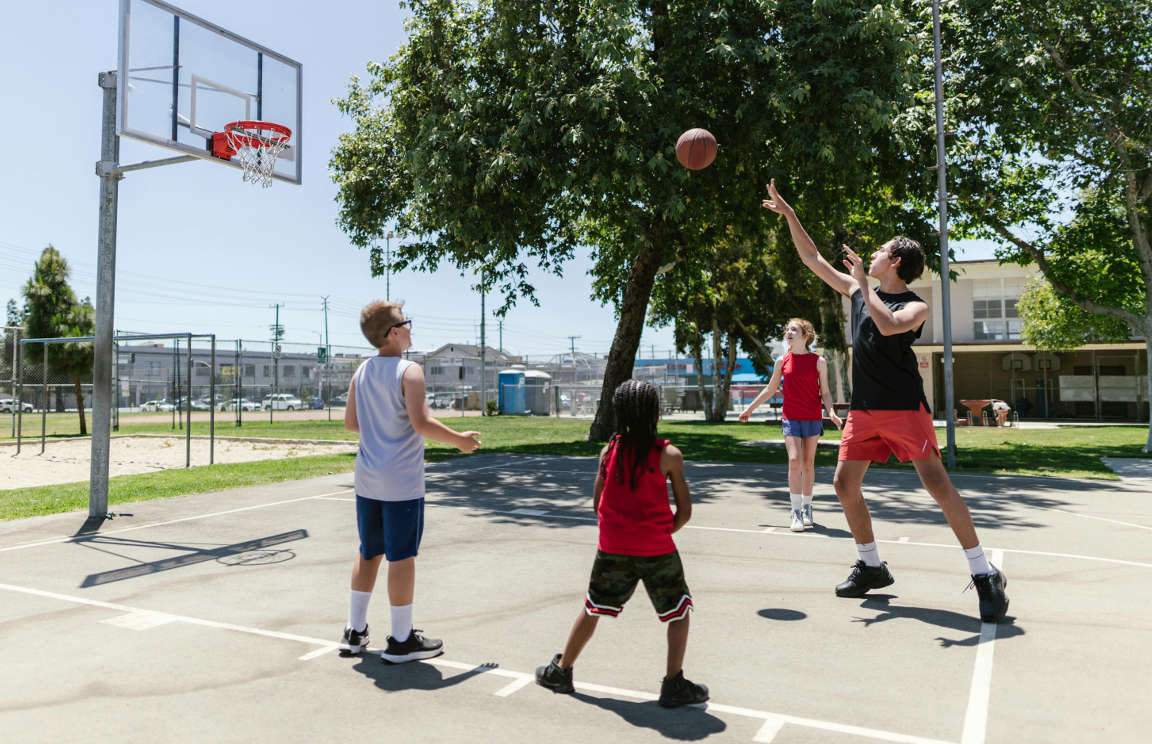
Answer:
[
  {"left": 801, "top": 493, "right": 814, "bottom": 507},
  {"left": 789, "top": 493, "right": 803, "bottom": 511},
  {"left": 964, "top": 545, "right": 992, "bottom": 576},
  {"left": 390, "top": 603, "right": 413, "bottom": 642},
  {"left": 348, "top": 590, "right": 371, "bottom": 632},
  {"left": 856, "top": 541, "right": 882, "bottom": 567}
]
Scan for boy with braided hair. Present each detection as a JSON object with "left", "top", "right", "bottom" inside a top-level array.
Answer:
[{"left": 535, "top": 380, "right": 709, "bottom": 707}]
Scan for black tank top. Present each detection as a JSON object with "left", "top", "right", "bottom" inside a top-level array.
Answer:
[{"left": 849, "top": 287, "right": 931, "bottom": 412}]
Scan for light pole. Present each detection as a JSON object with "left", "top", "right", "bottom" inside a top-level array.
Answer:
[{"left": 932, "top": 0, "right": 957, "bottom": 468}]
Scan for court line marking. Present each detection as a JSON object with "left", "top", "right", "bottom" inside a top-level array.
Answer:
[
  {"left": 1048, "top": 508, "right": 1152, "bottom": 531},
  {"left": 0, "top": 490, "right": 354, "bottom": 554},
  {"left": 960, "top": 550, "right": 1004, "bottom": 744},
  {"left": 493, "top": 676, "right": 534, "bottom": 697},
  {"left": 0, "top": 580, "right": 955, "bottom": 744}
]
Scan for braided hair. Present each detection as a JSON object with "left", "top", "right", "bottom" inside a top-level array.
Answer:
[{"left": 609, "top": 379, "right": 661, "bottom": 489}]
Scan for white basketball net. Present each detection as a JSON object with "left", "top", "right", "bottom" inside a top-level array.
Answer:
[{"left": 225, "top": 123, "right": 291, "bottom": 188}]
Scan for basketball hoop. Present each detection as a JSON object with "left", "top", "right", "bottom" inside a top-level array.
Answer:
[{"left": 212, "top": 121, "right": 292, "bottom": 187}]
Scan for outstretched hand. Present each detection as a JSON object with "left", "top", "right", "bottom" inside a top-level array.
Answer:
[
  {"left": 841, "top": 245, "right": 867, "bottom": 283},
  {"left": 457, "top": 431, "right": 482, "bottom": 453},
  {"left": 761, "top": 179, "right": 794, "bottom": 216}
]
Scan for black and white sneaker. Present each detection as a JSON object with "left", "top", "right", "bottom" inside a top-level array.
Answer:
[
  {"left": 970, "top": 565, "right": 1010, "bottom": 623},
  {"left": 658, "top": 670, "right": 709, "bottom": 708},
  {"left": 339, "top": 624, "right": 369, "bottom": 657},
  {"left": 380, "top": 629, "right": 444, "bottom": 664},
  {"left": 535, "top": 653, "right": 575, "bottom": 694},
  {"left": 834, "top": 560, "right": 895, "bottom": 598}
]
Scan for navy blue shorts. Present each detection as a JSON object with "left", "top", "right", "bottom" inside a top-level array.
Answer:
[
  {"left": 781, "top": 418, "right": 823, "bottom": 438},
  {"left": 355, "top": 495, "right": 424, "bottom": 561}
]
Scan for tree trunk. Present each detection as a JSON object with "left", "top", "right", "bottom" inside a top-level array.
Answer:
[
  {"left": 1144, "top": 335, "right": 1151, "bottom": 454},
  {"left": 708, "top": 332, "right": 737, "bottom": 422},
  {"left": 692, "top": 340, "right": 707, "bottom": 416},
  {"left": 587, "top": 235, "right": 666, "bottom": 441},
  {"left": 73, "top": 375, "right": 87, "bottom": 436}
]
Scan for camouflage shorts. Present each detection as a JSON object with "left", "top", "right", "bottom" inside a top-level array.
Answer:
[{"left": 584, "top": 550, "right": 693, "bottom": 622}]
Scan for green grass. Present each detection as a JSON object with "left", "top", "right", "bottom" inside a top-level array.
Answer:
[{"left": 2, "top": 414, "right": 1147, "bottom": 521}]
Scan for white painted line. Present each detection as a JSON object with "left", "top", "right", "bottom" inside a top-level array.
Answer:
[
  {"left": 898, "top": 537, "right": 910, "bottom": 543},
  {"left": 493, "top": 675, "right": 534, "bottom": 697},
  {"left": 428, "top": 457, "right": 547, "bottom": 474},
  {"left": 101, "top": 610, "right": 177, "bottom": 631},
  {"left": 960, "top": 549, "right": 1004, "bottom": 744},
  {"left": 0, "top": 489, "right": 354, "bottom": 554},
  {"left": 1049, "top": 508, "right": 1152, "bottom": 531},
  {"left": 508, "top": 509, "right": 548, "bottom": 516},
  {"left": 754, "top": 716, "right": 786, "bottom": 742},
  {"left": 314, "top": 496, "right": 355, "bottom": 502},
  {"left": 298, "top": 645, "right": 340, "bottom": 661},
  {"left": 0, "top": 581, "right": 955, "bottom": 744}
]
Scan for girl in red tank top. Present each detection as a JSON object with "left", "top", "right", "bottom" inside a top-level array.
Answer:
[
  {"left": 739, "top": 318, "right": 842, "bottom": 532},
  {"left": 533, "top": 380, "right": 708, "bottom": 707}
]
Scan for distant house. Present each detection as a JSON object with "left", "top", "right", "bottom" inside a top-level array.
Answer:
[{"left": 423, "top": 344, "right": 522, "bottom": 391}]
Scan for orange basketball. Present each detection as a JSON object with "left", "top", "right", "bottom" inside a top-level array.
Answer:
[{"left": 675, "top": 128, "right": 717, "bottom": 170}]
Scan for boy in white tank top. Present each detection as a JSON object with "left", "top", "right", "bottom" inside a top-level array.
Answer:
[{"left": 340, "top": 300, "right": 481, "bottom": 662}]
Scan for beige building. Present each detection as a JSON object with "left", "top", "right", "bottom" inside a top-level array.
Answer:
[{"left": 842, "top": 259, "right": 1148, "bottom": 422}]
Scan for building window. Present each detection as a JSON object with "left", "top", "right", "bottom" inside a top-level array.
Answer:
[
  {"left": 145, "top": 361, "right": 162, "bottom": 377},
  {"left": 195, "top": 365, "right": 209, "bottom": 377},
  {"left": 972, "top": 279, "right": 1024, "bottom": 340},
  {"left": 263, "top": 365, "right": 272, "bottom": 377},
  {"left": 283, "top": 365, "right": 295, "bottom": 379},
  {"left": 244, "top": 364, "right": 255, "bottom": 377}
]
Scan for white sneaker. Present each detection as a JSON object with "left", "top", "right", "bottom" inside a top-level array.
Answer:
[
  {"left": 801, "top": 504, "right": 814, "bottom": 528},
  {"left": 790, "top": 509, "right": 804, "bottom": 532}
]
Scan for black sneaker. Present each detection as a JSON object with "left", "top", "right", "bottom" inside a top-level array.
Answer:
[
  {"left": 380, "top": 629, "right": 444, "bottom": 663},
  {"left": 339, "top": 624, "right": 369, "bottom": 656},
  {"left": 835, "top": 560, "right": 895, "bottom": 598},
  {"left": 659, "top": 670, "right": 709, "bottom": 708},
  {"left": 971, "top": 565, "right": 1009, "bottom": 623},
  {"left": 535, "top": 653, "right": 574, "bottom": 694}
]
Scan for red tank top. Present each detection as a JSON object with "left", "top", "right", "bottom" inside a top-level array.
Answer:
[
  {"left": 781, "top": 352, "right": 822, "bottom": 420},
  {"left": 597, "top": 437, "right": 675, "bottom": 556}
]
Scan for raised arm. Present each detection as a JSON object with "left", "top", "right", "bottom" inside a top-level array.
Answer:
[
  {"left": 738, "top": 361, "right": 783, "bottom": 422},
  {"left": 402, "top": 364, "right": 481, "bottom": 452},
  {"left": 841, "top": 247, "right": 931, "bottom": 336},
  {"left": 762, "top": 179, "right": 856, "bottom": 298}
]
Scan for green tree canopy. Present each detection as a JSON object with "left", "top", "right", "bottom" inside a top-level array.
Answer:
[{"left": 331, "top": 0, "right": 934, "bottom": 439}]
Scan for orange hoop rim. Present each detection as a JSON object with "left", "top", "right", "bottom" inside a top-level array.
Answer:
[{"left": 224, "top": 120, "right": 292, "bottom": 150}]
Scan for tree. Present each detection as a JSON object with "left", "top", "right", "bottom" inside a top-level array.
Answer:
[
  {"left": 332, "top": 0, "right": 929, "bottom": 439},
  {"left": 22, "top": 246, "right": 96, "bottom": 435},
  {"left": 3, "top": 299, "right": 21, "bottom": 390},
  {"left": 947, "top": 0, "right": 1152, "bottom": 450}
]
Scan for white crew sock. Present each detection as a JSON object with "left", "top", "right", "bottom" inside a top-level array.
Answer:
[
  {"left": 348, "top": 590, "right": 372, "bottom": 633},
  {"left": 964, "top": 545, "right": 992, "bottom": 576},
  {"left": 856, "top": 541, "right": 882, "bottom": 567},
  {"left": 801, "top": 493, "right": 814, "bottom": 507},
  {"left": 390, "top": 603, "right": 413, "bottom": 642},
  {"left": 789, "top": 493, "right": 803, "bottom": 511}
]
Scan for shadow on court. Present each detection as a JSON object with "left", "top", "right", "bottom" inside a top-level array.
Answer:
[
  {"left": 349, "top": 658, "right": 497, "bottom": 692},
  {"left": 853, "top": 595, "right": 1025, "bottom": 647},
  {"left": 570, "top": 692, "right": 728, "bottom": 740}
]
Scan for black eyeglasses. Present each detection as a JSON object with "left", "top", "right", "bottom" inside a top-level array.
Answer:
[{"left": 390, "top": 319, "right": 413, "bottom": 331}]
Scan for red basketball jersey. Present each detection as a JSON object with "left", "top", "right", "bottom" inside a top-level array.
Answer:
[
  {"left": 781, "top": 352, "right": 822, "bottom": 421},
  {"left": 597, "top": 438, "right": 676, "bottom": 556}
]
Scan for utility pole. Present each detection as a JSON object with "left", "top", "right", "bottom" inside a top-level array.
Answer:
[
  {"left": 498, "top": 319, "right": 503, "bottom": 354},
  {"left": 270, "top": 303, "right": 284, "bottom": 424},
  {"left": 385, "top": 231, "right": 394, "bottom": 301},
  {"left": 322, "top": 296, "right": 331, "bottom": 421},
  {"left": 568, "top": 335, "right": 580, "bottom": 384},
  {"left": 932, "top": 0, "right": 957, "bottom": 468},
  {"left": 479, "top": 270, "right": 486, "bottom": 416}
]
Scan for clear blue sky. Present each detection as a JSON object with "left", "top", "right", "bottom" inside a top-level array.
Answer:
[{"left": 0, "top": 1, "right": 994, "bottom": 359}]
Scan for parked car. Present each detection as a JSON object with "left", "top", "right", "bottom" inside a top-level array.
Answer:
[
  {"left": 140, "top": 399, "right": 175, "bottom": 412},
  {"left": 307, "top": 397, "right": 325, "bottom": 410},
  {"left": 263, "top": 393, "right": 303, "bottom": 411},
  {"left": 330, "top": 393, "right": 348, "bottom": 407},
  {"left": 221, "top": 397, "right": 261, "bottom": 412},
  {"left": 0, "top": 397, "right": 34, "bottom": 414}
]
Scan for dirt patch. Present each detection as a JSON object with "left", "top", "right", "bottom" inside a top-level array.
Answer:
[{"left": 0, "top": 436, "right": 357, "bottom": 490}]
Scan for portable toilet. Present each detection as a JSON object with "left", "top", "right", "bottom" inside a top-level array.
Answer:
[
  {"left": 498, "top": 369, "right": 527, "bottom": 414},
  {"left": 524, "top": 370, "right": 553, "bottom": 415}
]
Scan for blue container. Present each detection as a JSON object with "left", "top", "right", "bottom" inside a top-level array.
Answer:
[{"left": 498, "top": 370, "right": 527, "bottom": 414}]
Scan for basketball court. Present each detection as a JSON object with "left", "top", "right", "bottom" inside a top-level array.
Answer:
[{"left": 1, "top": 453, "right": 1149, "bottom": 743}]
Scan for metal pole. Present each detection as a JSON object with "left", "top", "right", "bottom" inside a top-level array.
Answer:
[
  {"left": 385, "top": 233, "right": 392, "bottom": 301},
  {"left": 480, "top": 270, "right": 486, "bottom": 416},
  {"left": 323, "top": 296, "right": 331, "bottom": 422},
  {"left": 932, "top": 0, "right": 957, "bottom": 469},
  {"left": 42, "top": 343, "right": 47, "bottom": 455},
  {"left": 210, "top": 335, "right": 216, "bottom": 465},
  {"left": 237, "top": 340, "right": 243, "bottom": 428},
  {"left": 10, "top": 328, "right": 17, "bottom": 439},
  {"left": 113, "top": 333, "right": 120, "bottom": 432},
  {"left": 15, "top": 339, "right": 22, "bottom": 453},
  {"left": 90, "top": 70, "right": 120, "bottom": 517},
  {"left": 185, "top": 335, "right": 191, "bottom": 467}
]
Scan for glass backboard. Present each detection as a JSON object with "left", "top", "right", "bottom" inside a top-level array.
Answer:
[{"left": 117, "top": 0, "right": 302, "bottom": 184}]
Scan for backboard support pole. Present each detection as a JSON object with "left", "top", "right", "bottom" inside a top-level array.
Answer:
[{"left": 91, "top": 70, "right": 121, "bottom": 519}]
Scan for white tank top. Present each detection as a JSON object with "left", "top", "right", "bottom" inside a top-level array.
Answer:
[{"left": 352, "top": 356, "right": 425, "bottom": 501}]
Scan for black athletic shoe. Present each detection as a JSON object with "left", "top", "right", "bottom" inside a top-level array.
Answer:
[
  {"left": 380, "top": 629, "right": 444, "bottom": 663},
  {"left": 971, "top": 565, "right": 1010, "bottom": 623},
  {"left": 535, "top": 653, "right": 575, "bottom": 694},
  {"left": 659, "top": 670, "right": 709, "bottom": 708},
  {"left": 339, "top": 624, "right": 369, "bottom": 656},
  {"left": 835, "top": 560, "right": 895, "bottom": 598}
]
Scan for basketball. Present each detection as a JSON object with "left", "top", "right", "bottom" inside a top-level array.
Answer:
[{"left": 675, "top": 128, "right": 717, "bottom": 170}]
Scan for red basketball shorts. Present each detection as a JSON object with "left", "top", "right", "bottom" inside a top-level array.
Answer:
[{"left": 838, "top": 404, "right": 940, "bottom": 463}]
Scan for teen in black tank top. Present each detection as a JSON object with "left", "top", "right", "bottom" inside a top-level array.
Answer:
[{"left": 848, "top": 287, "right": 931, "bottom": 413}]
